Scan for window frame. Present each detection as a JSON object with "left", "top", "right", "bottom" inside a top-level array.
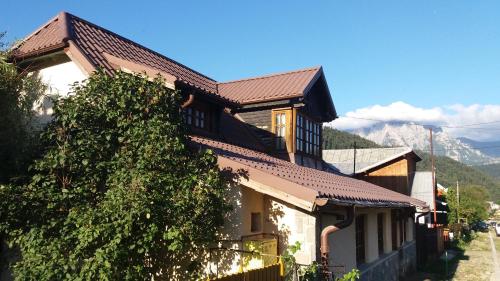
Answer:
[
  {"left": 183, "top": 106, "right": 210, "bottom": 131},
  {"left": 295, "top": 113, "right": 321, "bottom": 157},
  {"left": 274, "top": 112, "right": 287, "bottom": 150}
]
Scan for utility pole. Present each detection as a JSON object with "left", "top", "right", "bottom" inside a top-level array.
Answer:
[
  {"left": 430, "top": 128, "right": 437, "bottom": 227},
  {"left": 457, "top": 181, "right": 460, "bottom": 224},
  {"left": 353, "top": 142, "right": 357, "bottom": 175}
]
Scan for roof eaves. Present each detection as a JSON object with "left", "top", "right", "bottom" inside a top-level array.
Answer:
[
  {"left": 323, "top": 197, "right": 413, "bottom": 208},
  {"left": 238, "top": 93, "right": 304, "bottom": 105}
]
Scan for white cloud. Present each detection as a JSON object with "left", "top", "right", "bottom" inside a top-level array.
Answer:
[{"left": 328, "top": 102, "right": 500, "bottom": 141}]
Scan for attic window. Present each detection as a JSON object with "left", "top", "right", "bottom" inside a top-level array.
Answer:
[
  {"left": 296, "top": 114, "right": 321, "bottom": 157},
  {"left": 183, "top": 107, "right": 207, "bottom": 130},
  {"left": 274, "top": 112, "right": 286, "bottom": 150}
]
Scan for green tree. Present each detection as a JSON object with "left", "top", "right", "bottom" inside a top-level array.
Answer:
[
  {"left": 0, "top": 32, "right": 46, "bottom": 183},
  {"left": 322, "top": 127, "right": 381, "bottom": 150},
  {"left": 0, "top": 70, "right": 234, "bottom": 280},
  {"left": 446, "top": 185, "right": 489, "bottom": 224}
]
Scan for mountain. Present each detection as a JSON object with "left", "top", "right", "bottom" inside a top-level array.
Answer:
[
  {"left": 349, "top": 122, "right": 497, "bottom": 165},
  {"left": 322, "top": 127, "right": 500, "bottom": 203},
  {"left": 458, "top": 137, "right": 500, "bottom": 158},
  {"left": 416, "top": 151, "right": 500, "bottom": 202}
]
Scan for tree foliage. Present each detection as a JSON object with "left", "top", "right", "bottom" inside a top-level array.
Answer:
[
  {"left": 0, "top": 32, "right": 46, "bottom": 183},
  {"left": 0, "top": 70, "right": 233, "bottom": 280},
  {"left": 446, "top": 185, "right": 489, "bottom": 224},
  {"left": 320, "top": 127, "right": 500, "bottom": 203},
  {"left": 417, "top": 151, "right": 500, "bottom": 203},
  {"left": 322, "top": 127, "right": 381, "bottom": 150}
]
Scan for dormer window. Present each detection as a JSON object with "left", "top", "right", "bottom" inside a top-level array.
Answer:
[
  {"left": 194, "top": 109, "right": 205, "bottom": 128},
  {"left": 183, "top": 107, "right": 208, "bottom": 130},
  {"left": 275, "top": 112, "right": 286, "bottom": 150},
  {"left": 296, "top": 113, "right": 321, "bottom": 157}
]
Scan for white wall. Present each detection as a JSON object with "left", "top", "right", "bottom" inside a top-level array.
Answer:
[
  {"left": 264, "top": 197, "right": 316, "bottom": 265},
  {"left": 33, "top": 60, "right": 87, "bottom": 125},
  {"left": 321, "top": 207, "right": 416, "bottom": 274}
]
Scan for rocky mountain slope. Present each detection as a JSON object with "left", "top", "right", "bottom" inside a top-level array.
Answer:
[{"left": 349, "top": 122, "right": 498, "bottom": 165}]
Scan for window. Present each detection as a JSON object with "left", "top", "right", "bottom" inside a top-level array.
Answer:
[
  {"left": 251, "top": 212, "right": 262, "bottom": 232},
  {"left": 194, "top": 109, "right": 205, "bottom": 129},
  {"left": 184, "top": 108, "right": 193, "bottom": 125},
  {"left": 296, "top": 114, "right": 321, "bottom": 157},
  {"left": 275, "top": 112, "right": 286, "bottom": 150},
  {"left": 296, "top": 115, "right": 304, "bottom": 152},
  {"left": 377, "top": 213, "right": 384, "bottom": 255},
  {"left": 183, "top": 107, "right": 207, "bottom": 129},
  {"left": 355, "top": 215, "right": 366, "bottom": 265}
]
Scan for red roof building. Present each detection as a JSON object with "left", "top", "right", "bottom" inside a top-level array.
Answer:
[{"left": 11, "top": 11, "right": 428, "bottom": 280}]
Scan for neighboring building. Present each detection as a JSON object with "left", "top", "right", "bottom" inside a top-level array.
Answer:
[
  {"left": 5, "top": 11, "right": 429, "bottom": 281},
  {"left": 411, "top": 172, "right": 447, "bottom": 226},
  {"left": 323, "top": 147, "right": 421, "bottom": 196}
]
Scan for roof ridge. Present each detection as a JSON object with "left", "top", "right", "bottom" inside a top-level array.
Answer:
[
  {"left": 63, "top": 12, "right": 217, "bottom": 83},
  {"left": 218, "top": 65, "right": 322, "bottom": 85}
]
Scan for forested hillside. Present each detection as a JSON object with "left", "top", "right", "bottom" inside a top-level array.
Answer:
[
  {"left": 322, "top": 127, "right": 381, "bottom": 149},
  {"left": 416, "top": 152, "right": 500, "bottom": 203},
  {"left": 475, "top": 163, "right": 500, "bottom": 180},
  {"left": 322, "top": 126, "right": 500, "bottom": 203}
]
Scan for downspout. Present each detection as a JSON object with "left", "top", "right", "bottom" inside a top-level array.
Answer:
[
  {"left": 320, "top": 205, "right": 355, "bottom": 276},
  {"left": 181, "top": 93, "right": 195, "bottom": 108}
]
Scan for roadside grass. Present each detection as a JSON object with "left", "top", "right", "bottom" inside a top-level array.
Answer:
[
  {"left": 414, "top": 230, "right": 493, "bottom": 281},
  {"left": 449, "top": 231, "right": 493, "bottom": 281}
]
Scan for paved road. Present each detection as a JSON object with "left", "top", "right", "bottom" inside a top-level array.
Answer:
[{"left": 488, "top": 231, "right": 500, "bottom": 281}]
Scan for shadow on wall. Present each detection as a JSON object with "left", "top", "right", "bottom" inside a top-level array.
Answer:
[
  {"left": 201, "top": 167, "right": 247, "bottom": 278},
  {"left": 202, "top": 170, "right": 293, "bottom": 279},
  {"left": 265, "top": 197, "right": 290, "bottom": 255}
]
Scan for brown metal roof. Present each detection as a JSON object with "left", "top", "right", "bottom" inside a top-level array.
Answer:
[
  {"left": 217, "top": 67, "right": 322, "bottom": 105},
  {"left": 12, "top": 11, "right": 333, "bottom": 109},
  {"left": 190, "top": 136, "right": 428, "bottom": 209},
  {"left": 12, "top": 12, "right": 221, "bottom": 96}
]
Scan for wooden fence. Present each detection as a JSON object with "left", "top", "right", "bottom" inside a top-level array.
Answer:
[{"left": 209, "top": 262, "right": 284, "bottom": 281}]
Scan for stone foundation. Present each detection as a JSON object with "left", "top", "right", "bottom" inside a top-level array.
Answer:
[{"left": 359, "top": 241, "right": 416, "bottom": 281}]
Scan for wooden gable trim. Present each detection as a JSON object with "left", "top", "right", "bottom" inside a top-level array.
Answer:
[
  {"left": 64, "top": 40, "right": 96, "bottom": 76},
  {"left": 102, "top": 52, "right": 176, "bottom": 89}
]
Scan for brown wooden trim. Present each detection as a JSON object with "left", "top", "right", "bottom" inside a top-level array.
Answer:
[
  {"left": 64, "top": 40, "right": 96, "bottom": 75},
  {"left": 292, "top": 107, "right": 297, "bottom": 153}
]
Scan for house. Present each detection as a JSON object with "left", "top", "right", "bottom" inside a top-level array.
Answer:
[
  {"left": 323, "top": 147, "right": 421, "bottom": 196},
  {"left": 6, "top": 11, "right": 429, "bottom": 280}
]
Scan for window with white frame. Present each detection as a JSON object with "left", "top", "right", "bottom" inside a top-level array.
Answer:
[
  {"left": 296, "top": 114, "right": 321, "bottom": 156},
  {"left": 275, "top": 112, "right": 286, "bottom": 150}
]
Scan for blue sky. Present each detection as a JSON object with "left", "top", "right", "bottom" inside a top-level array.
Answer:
[{"left": 2, "top": 1, "right": 499, "bottom": 129}]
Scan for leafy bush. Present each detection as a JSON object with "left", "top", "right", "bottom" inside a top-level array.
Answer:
[{"left": 0, "top": 71, "right": 233, "bottom": 280}]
